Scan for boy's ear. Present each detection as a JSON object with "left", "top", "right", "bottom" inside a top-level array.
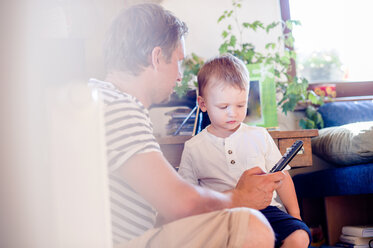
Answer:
[
  {"left": 197, "top": 96, "right": 207, "bottom": 112},
  {"left": 150, "top": 46, "right": 162, "bottom": 70}
]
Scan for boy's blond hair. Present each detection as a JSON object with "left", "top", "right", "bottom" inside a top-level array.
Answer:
[{"left": 197, "top": 54, "right": 250, "bottom": 97}]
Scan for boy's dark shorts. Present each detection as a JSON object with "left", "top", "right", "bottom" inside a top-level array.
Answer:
[{"left": 260, "top": 206, "right": 312, "bottom": 248}]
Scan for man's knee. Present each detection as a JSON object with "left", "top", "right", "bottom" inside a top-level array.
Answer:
[
  {"left": 282, "top": 229, "right": 310, "bottom": 248},
  {"left": 243, "top": 209, "right": 275, "bottom": 248}
]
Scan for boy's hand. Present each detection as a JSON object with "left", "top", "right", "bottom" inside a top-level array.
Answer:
[{"left": 231, "top": 167, "right": 285, "bottom": 210}]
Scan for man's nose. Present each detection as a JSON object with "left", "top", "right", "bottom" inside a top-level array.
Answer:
[
  {"left": 177, "top": 64, "right": 183, "bottom": 82},
  {"left": 176, "top": 71, "right": 182, "bottom": 82}
]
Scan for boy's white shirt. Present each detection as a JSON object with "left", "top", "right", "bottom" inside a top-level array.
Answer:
[{"left": 178, "top": 123, "right": 289, "bottom": 207}]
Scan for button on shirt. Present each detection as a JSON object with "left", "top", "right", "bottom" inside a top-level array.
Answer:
[{"left": 178, "top": 123, "right": 286, "bottom": 207}]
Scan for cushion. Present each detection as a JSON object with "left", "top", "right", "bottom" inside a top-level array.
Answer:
[
  {"left": 318, "top": 101, "right": 373, "bottom": 127},
  {"left": 312, "top": 121, "right": 373, "bottom": 166}
]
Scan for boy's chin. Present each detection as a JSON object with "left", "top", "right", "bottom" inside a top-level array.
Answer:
[{"left": 228, "top": 122, "right": 241, "bottom": 130}]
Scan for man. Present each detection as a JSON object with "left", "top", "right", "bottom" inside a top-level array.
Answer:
[{"left": 90, "top": 3, "right": 285, "bottom": 247}]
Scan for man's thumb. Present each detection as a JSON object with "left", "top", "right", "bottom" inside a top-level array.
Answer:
[{"left": 245, "top": 166, "right": 265, "bottom": 175}]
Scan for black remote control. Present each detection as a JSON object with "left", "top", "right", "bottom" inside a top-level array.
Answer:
[{"left": 269, "top": 140, "right": 304, "bottom": 173}]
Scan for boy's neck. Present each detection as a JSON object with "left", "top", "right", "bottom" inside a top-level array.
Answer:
[{"left": 206, "top": 123, "right": 241, "bottom": 138}]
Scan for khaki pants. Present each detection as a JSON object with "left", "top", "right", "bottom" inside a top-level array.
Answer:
[{"left": 115, "top": 208, "right": 252, "bottom": 248}]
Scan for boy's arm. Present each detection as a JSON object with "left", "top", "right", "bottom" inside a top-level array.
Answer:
[
  {"left": 276, "top": 170, "right": 301, "bottom": 219},
  {"left": 178, "top": 143, "right": 199, "bottom": 185},
  {"left": 263, "top": 129, "right": 299, "bottom": 215}
]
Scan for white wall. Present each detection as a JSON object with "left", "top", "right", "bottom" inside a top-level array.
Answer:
[
  {"left": 154, "top": 0, "right": 297, "bottom": 132},
  {"left": 162, "top": 0, "right": 283, "bottom": 59}
]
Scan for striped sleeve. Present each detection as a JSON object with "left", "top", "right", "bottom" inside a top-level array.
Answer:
[
  {"left": 89, "top": 79, "right": 159, "bottom": 243},
  {"left": 104, "top": 98, "right": 160, "bottom": 172}
]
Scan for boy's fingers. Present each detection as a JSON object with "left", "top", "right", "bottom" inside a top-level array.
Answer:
[{"left": 268, "top": 171, "right": 285, "bottom": 182}]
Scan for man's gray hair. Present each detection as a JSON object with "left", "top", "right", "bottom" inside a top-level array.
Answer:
[{"left": 104, "top": 3, "right": 188, "bottom": 75}]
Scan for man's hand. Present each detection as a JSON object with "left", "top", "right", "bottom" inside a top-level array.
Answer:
[{"left": 231, "top": 167, "right": 285, "bottom": 210}]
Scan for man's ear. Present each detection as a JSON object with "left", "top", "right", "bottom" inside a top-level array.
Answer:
[
  {"left": 151, "top": 47, "right": 162, "bottom": 71},
  {"left": 197, "top": 95, "right": 207, "bottom": 112}
]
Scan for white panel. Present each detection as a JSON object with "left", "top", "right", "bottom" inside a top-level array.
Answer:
[{"left": 46, "top": 82, "right": 112, "bottom": 248}]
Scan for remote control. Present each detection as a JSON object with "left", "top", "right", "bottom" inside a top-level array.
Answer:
[{"left": 269, "top": 140, "right": 304, "bottom": 173}]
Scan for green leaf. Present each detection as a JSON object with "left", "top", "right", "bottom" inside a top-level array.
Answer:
[
  {"left": 265, "top": 22, "right": 279, "bottom": 33},
  {"left": 307, "top": 90, "right": 324, "bottom": 105},
  {"left": 229, "top": 35, "right": 237, "bottom": 47},
  {"left": 245, "top": 21, "right": 264, "bottom": 31},
  {"left": 281, "top": 94, "right": 299, "bottom": 114},
  {"left": 280, "top": 55, "right": 290, "bottom": 65},
  {"left": 315, "top": 112, "right": 324, "bottom": 128},
  {"left": 253, "top": 20, "right": 264, "bottom": 29},
  {"left": 191, "top": 52, "right": 200, "bottom": 61},
  {"left": 242, "top": 49, "right": 255, "bottom": 63},
  {"left": 299, "top": 119, "right": 308, "bottom": 129},
  {"left": 285, "top": 35, "right": 295, "bottom": 47},
  {"left": 302, "top": 105, "right": 324, "bottom": 129},
  {"left": 175, "top": 79, "right": 192, "bottom": 98},
  {"left": 286, "top": 20, "right": 294, "bottom": 30},
  {"left": 219, "top": 43, "right": 228, "bottom": 54},
  {"left": 299, "top": 118, "right": 316, "bottom": 129},
  {"left": 222, "top": 30, "right": 229, "bottom": 38},
  {"left": 218, "top": 15, "right": 226, "bottom": 23},
  {"left": 288, "top": 20, "right": 301, "bottom": 26},
  {"left": 305, "top": 105, "right": 317, "bottom": 118},
  {"left": 265, "top": 43, "right": 276, "bottom": 50},
  {"left": 289, "top": 51, "right": 297, "bottom": 59},
  {"left": 307, "top": 91, "right": 318, "bottom": 104}
]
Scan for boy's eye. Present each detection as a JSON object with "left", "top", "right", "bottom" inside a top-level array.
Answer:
[
  {"left": 238, "top": 105, "right": 245, "bottom": 108},
  {"left": 219, "top": 106, "right": 227, "bottom": 109}
]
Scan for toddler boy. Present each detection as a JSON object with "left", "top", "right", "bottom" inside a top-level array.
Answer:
[{"left": 178, "top": 54, "right": 311, "bottom": 248}]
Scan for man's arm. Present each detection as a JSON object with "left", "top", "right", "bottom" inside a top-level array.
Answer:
[
  {"left": 118, "top": 151, "right": 285, "bottom": 223},
  {"left": 178, "top": 142, "right": 199, "bottom": 186}
]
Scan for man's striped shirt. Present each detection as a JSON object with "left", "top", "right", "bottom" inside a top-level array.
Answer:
[{"left": 89, "top": 79, "right": 160, "bottom": 244}]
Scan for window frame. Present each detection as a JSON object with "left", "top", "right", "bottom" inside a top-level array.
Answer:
[{"left": 279, "top": 0, "right": 373, "bottom": 98}]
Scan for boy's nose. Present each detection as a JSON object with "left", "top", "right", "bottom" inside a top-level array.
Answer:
[{"left": 228, "top": 108, "right": 237, "bottom": 117}]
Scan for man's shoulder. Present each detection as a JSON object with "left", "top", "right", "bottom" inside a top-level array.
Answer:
[
  {"left": 89, "top": 78, "right": 145, "bottom": 111},
  {"left": 88, "top": 78, "right": 114, "bottom": 91},
  {"left": 89, "top": 78, "right": 121, "bottom": 102}
]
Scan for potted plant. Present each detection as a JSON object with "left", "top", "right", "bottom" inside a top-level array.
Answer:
[{"left": 175, "top": 0, "right": 326, "bottom": 129}]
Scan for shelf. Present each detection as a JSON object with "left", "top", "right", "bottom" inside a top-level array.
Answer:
[{"left": 157, "top": 129, "right": 318, "bottom": 168}]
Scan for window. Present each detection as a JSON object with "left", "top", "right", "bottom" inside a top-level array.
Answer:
[{"left": 282, "top": 0, "right": 373, "bottom": 84}]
